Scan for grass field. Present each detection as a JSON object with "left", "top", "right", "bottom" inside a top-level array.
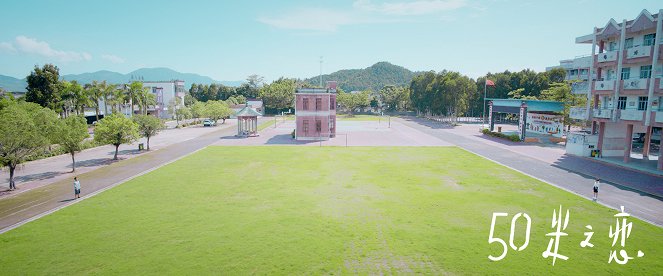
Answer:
[
  {"left": 336, "top": 114, "right": 384, "bottom": 121},
  {"left": 0, "top": 147, "right": 661, "bottom": 274}
]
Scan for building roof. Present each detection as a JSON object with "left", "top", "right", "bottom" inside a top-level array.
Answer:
[
  {"left": 487, "top": 99, "right": 564, "bottom": 113},
  {"left": 576, "top": 9, "right": 661, "bottom": 44},
  {"left": 296, "top": 88, "right": 335, "bottom": 94},
  {"left": 234, "top": 105, "right": 262, "bottom": 117}
]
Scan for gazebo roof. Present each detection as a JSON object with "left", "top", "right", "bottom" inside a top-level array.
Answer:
[{"left": 235, "top": 105, "right": 261, "bottom": 117}]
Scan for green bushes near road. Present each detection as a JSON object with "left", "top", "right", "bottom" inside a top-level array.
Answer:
[{"left": 481, "top": 128, "right": 521, "bottom": 142}]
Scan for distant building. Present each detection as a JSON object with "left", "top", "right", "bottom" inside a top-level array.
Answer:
[
  {"left": 546, "top": 56, "right": 593, "bottom": 81},
  {"left": 295, "top": 81, "right": 337, "bottom": 140},
  {"left": 141, "top": 80, "right": 186, "bottom": 119},
  {"left": 247, "top": 99, "right": 264, "bottom": 114}
]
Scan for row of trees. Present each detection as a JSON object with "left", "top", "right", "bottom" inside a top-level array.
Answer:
[
  {"left": 25, "top": 64, "right": 156, "bottom": 120},
  {"left": 0, "top": 98, "right": 165, "bottom": 189},
  {"left": 409, "top": 68, "right": 571, "bottom": 119},
  {"left": 188, "top": 74, "right": 264, "bottom": 103},
  {"left": 177, "top": 99, "right": 234, "bottom": 126}
]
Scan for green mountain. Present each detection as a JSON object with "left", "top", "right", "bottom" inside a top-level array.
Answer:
[
  {"left": 0, "top": 68, "right": 243, "bottom": 92},
  {"left": 0, "top": 75, "right": 27, "bottom": 92},
  {"left": 304, "top": 62, "right": 418, "bottom": 92}
]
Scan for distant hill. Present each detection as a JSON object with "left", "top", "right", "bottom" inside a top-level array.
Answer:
[
  {"left": 0, "top": 75, "right": 27, "bottom": 92},
  {"left": 0, "top": 68, "right": 243, "bottom": 92},
  {"left": 304, "top": 62, "right": 419, "bottom": 92}
]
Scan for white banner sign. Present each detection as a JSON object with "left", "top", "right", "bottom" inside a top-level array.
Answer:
[{"left": 526, "top": 113, "right": 563, "bottom": 137}]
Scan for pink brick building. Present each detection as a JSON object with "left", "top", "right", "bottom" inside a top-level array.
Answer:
[{"left": 295, "top": 82, "right": 337, "bottom": 140}]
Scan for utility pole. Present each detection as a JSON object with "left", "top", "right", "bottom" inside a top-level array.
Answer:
[{"left": 319, "top": 56, "right": 323, "bottom": 87}]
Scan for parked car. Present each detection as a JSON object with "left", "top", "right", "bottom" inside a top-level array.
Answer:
[{"left": 203, "top": 119, "right": 215, "bottom": 127}]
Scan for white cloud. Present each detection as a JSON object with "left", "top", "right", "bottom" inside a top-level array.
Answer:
[
  {"left": 258, "top": 8, "right": 362, "bottom": 32},
  {"left": 258, "top": 1, "right": 467, "bottom": 31},
  {"left": 354, "top": 0, "right": 467, "bottom": 15},
  {"left": 0, "top": 42, "right": 16, "bottom": 52},
  {"left": 0, "top": 36, "right": 91, "bottom": 62},
  {"left": 101, "top": 54, "right": 125, "bottom": 64}
]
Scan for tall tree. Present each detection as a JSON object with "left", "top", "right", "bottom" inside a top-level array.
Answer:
[
  {"left": 259, "top": 77, "right": 296, "bottom": 114},
  {"left": 56, "top": 115, "right": 90, "bottom": 172},
  {"left": 93, "top": 114, "right": 139, "bottom": 160},
  {"left": 204, "top": 100, "right": 233, "bottom": 124},
  {"left": 25, "top": 64, "right": 62, "bottom": 112},
  {"left": 85, "top": 81, "right": 103, "bottom": 121},
  {"left": 133, "top": 115, "right": 165, "bottom": 150},
  {"left": 0, "top": 102, "right": 51, "bottom": 190},
  {"left": 337, "top": 90, "right": 370, "bottom": 115}
]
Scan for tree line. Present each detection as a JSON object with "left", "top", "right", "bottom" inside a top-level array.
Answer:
[{"left": 409, "top": 68, "right": 574, "bottom": 120}]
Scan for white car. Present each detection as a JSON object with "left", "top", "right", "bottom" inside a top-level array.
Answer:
[{"left": 203, "top": 119, "right": 215, "bottom": 127}]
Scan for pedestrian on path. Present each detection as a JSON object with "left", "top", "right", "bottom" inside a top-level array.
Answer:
[
  {"left": 73, "top": 177, "right": 81, "bottom": 199},
  {"left": 593, "top": 178, "right": 600, "bottom": 202}
]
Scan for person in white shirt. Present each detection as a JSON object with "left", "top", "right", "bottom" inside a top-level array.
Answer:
[
  {"left": 74, "top": 177, "right": 81, "bottom": 199},
  {"left": 592, "top": 179, "right": 600, "bottom": 201}
]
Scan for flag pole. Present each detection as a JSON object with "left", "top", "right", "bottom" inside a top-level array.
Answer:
[{"left": 482, "top": 78, "right": 487, "bottom": 125}]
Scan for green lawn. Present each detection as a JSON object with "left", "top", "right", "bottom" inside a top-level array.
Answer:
[
  {"left": 257, "top": 119, "right": 276, "bottom": 131},
  {"left": 0, "top": 147, "right": 661, "bottom": 274}
]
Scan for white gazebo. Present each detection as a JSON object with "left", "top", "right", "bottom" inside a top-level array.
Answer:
[{"left": 235, "top": 105, "right": 261, "bottom": 137}]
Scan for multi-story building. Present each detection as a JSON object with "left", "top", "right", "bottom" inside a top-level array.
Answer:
[
  {"left": 574, "top": 9, "right": 663, "bottom": 170},
  {"left": 546, "top": 56, "right": 593, "bottom": 82},
  {"left": 141, "top": 80, "right": 186, "bottom": 119},
  {"left": 295, "top": 81, "right": 337, "bottom": 141}
]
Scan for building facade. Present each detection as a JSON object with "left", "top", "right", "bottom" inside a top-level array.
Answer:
[
  {"left": 141, "top": 80, "right": 186, "bottom": 119},
  {"left": 574, "top": 9, "right": 663, "bottom": 170},
  {"left": 295, "top": 82, "right": 337, "bottom": 141},
  {"left": 546, "top": 56, "right": 593, "bottom": 82}
]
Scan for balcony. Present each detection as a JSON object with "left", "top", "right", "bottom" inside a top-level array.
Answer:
[
  {"left": 626, "top": 45, "right": 652, "bottom": 59},
  {"left": 622, "top": 79, "right": 647, "bottom": 90},
  {"left": 592, "top": 108, "right": 612, "bottom": 119},
  {"left": 656, "top": 111, "right": 663, "bottom": 123},
  {"left": 570, "top": 107, "right": 588, "bottom": 120},
  {"left": 620, "top": 109, "right": 644, "bottom": 121},
  {"left": 597, "top": 51, "right": 618, "bottom": 63},
  {"left": 594, "top": 80, "right": 615, "bottom": 91},
  {"left": 571, "top": 81, "right": 589, "bottom": 94}
]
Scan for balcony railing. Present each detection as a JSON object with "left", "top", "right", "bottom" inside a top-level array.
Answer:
[
  {"left": 656, "top": 111, "right": 663, "bottom": 123},
  {"left": 571, "top": 81, "right": 590, "bottom": 94},
  {"left": 592, "top": 108, "right": 612, "bottom": 119},
  {"left": 626, "top": 45, "right": 652, "bottom": 59},
  {"left": 622, "top": 79, "right": 647, "bottom": 90},
  {"left": 620, "top": 109, "right": 644, "bottom": 121},
  {"left": 597, "top": 51, "right": 618, "bottom": 62},
  {"left": 570, "top": 107, "right": 588, "bottom": 120},
  {"left": 594, "top": 80, "right": 615, "bottom": 90}
]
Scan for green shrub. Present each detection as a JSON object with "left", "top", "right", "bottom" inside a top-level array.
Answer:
[
  {"left": 291, "top": 129, "right": 295, "bottom": 139},
  {"left": 481, "top": 129, "right": 521, "bottom": 142}
]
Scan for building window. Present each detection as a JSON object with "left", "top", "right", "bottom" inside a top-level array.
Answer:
[
  {"left": 315, "top": 98, "right": 322, "bottom": 110},
  {"left": 303, "top": 98, "right": 309, "bottom": 110},
  {"left": 303, "top": 120, "right": 309, "bottom": 133},
  {"left": 330, "top": 98, "right": 335, "bottom": 110},
  {"left": 316, "top": 120, "right": 321, "bottom": 133},
  {"left": 620, "top": 68, "right": 630, "bottom": 80},
  {"left": 624, "top": 38, "right": 633, "bottom": 49},
  {"left": 638, "top": 97, "right": 648, "bottom": 111},
  {"left": 643, "top": 33, "right": 656, "bottom": 46},
  {"left": 640, "top": 65, "right": 652, "bottom": 79},
  {"left": 608, "top": 41, "right": 617, "bottom": 51},
  {"left": 617, "top": 96, "right": 627, "bottom": 110}
]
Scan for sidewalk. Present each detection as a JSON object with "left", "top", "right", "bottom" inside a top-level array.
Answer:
[
  {"left": 0, "top": 120, "right": 237, "bottom": 197},
  {"left": 398, "top": 116, "right": 663, "bottom": 226}
]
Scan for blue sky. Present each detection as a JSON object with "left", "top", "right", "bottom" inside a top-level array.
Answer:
[{"left": 0, "top": 0, "right": 660, "bottom": 82}]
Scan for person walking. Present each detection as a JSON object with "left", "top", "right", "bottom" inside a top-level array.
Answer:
[
  {"left": 592, "top": 178, "right": 600, "bottom": 202},
  {"left": 73, "top": 177, "right": 81, "bottom": 199}
]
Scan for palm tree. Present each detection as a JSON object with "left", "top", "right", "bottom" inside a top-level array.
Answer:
[
  {"left": 127, "top": 81, "right": 145, "bottom": 117},
  {"left": 85, "top": 81, "right": 103, "bottom": 121}
]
